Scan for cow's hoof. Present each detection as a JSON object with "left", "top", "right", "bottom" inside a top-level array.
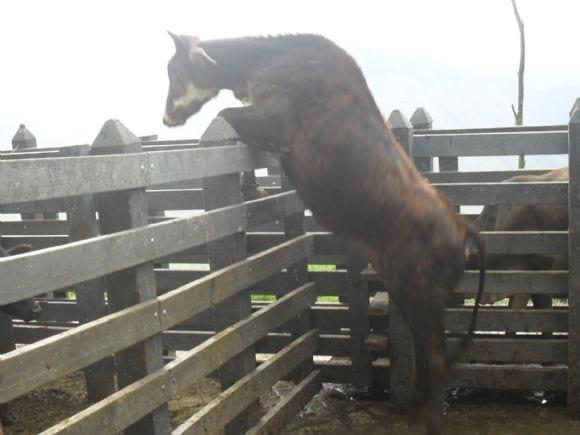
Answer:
[{"left": 242, "top": 185, "right": 269, "bottom": 201}]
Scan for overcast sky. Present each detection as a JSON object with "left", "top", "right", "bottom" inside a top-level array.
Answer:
[{"left": 1, "top": 0, "right": 579, "bottom": 148}]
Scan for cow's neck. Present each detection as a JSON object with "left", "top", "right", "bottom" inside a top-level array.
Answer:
[{"left": 200, "top": 37, "right": 283, "bottom": 90}]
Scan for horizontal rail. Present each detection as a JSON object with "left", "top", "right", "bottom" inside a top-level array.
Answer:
[
  {"left": 415, "top": 124, "right": 567, "bottom": 135},
  {"left": 0, "top": 235, "right": 314, "bottom": 403},
  {"left": 0, "top": 145, "right": 276, "bottom": 204},
  {"left": 363, "top": 269, "right": 569, "bottom": 295},
  {"left": 452, "top": 363, "right": 567, "bottom": 391},
  {"left": 434, "top": 181, "right": 568, "bottom": 205},
  {"left": 41, "top": 283, "right": 316, "bottom": 435},
  {"left": 414, "top": 131, "right": 568, "bottom": 157},
  {"left": 422, "top": 169, "right": 559, "bottom": 184},
  {"left": 446, "top": 308, "right": 568, "bottom": 333}
]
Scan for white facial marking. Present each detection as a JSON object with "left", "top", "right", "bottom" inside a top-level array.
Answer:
[{"left": 172, "top": 83, "right": 216, "bottom": 109}]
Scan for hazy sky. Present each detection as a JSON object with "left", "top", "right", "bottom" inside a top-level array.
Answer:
[{"left": 1, "top": 0, "right": 579, "bottom": 148}]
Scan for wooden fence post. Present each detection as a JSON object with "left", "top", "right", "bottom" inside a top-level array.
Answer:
[
  {"left": 568, "top": 101, "right": 580, "bottom": 416},
  {"left": 410, "top": 107, "right": 433, "bottom": 172},
  {"left": 281, "top": 165, "right": 313, "bottom": 381},
  {"left": 386, "top": 110, "right": 415, "bottom": 409},
  {"left": 62, "top": 144, "right": 116, "bottom": 402},
  {"left": 347, "top": 248, "right": 372, "bottom": 387},
  {"left": 11, "top": 124, "right": 43, "bottom": 221},
  {"left": 0, "top": 201, "right": 16, "bottom": 355},
  {"left": 201, "top": 117, "right": 260, "bottom": 434},
  {"left": 92, "top": 119, "right": 171, "bottom": 434}
]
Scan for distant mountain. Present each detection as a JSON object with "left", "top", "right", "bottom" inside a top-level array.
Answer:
[
  {"left": 354, "top": 52, "right": 576, "bottom": 171},
  {"left": 355, "top": 52, "right": 578, "bottom": 128}
]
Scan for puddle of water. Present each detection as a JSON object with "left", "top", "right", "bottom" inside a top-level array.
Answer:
[{"left": 282, "top": 384, "right": 580, "bottom": 435}]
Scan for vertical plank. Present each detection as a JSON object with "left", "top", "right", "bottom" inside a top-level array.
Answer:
[
  {"left": 201, "top": 117, "right": 260, "bottom": 434},
  {"left": 11, "top": 124, "right": 42, "bottom": 220},
  {"left": 281, "top": 167, "right": 313, "bottom": 381},
  {"left": 410, "top": 107, "right": 434, "bottom": 172},
  {"left": 0, "top": 151, "right": 17, "bottom": 356},
  {"left": 63, "top": 144, "right": 116, "bottom": 402},
  {"left": 346, "top": 248, "right": 372, "bottom": 386},
  {"left": 568, "top": 103, "right": 580, "bottom": 416},
  {"left": 92, "top": 119, "right": 170, "bottom": 435},
  {"left": 386, "top": 110, "right": 415, "bottom": 408}
]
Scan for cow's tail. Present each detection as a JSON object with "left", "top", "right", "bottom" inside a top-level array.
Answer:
[{"left": 448, "top": 223, "right": 486, "bottom": 363}]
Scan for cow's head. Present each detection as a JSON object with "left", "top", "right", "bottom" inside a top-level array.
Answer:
[
  {"left": 163, "top": 32, "right": 219, "bottom": 127},
  {"left": 0, "top": 244, "right": 42, "bottom": 321}
]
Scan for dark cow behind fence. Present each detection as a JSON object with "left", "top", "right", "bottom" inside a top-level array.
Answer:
[
  {"left": 473, "top": 167, "right": 568, "bottom": 309},
  {"left": 0, "top": 244, "right": 42, "bottom": 425},
  {"left": 0, "top": 245, "right": 42, "bottom": 321},
  {"left": 163, "top": 33, "right": 485, "bottom": 435}
]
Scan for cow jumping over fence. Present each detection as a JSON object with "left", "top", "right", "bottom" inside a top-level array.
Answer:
[{"left": 163, "top": 33, "right": 486, "bottom": 435}]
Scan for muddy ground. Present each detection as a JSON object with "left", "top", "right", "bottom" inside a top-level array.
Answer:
[{"left": 4, "top": 373, "right": 580, "bottom": 434}]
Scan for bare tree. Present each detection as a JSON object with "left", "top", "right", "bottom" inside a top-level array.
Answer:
[{"left": 510, "top": 0, "right": 526, "bottom": 168}]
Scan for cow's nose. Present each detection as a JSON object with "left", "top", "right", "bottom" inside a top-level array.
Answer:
[{"left": 163, "top": 114, "right": 177, "bottom": 127}]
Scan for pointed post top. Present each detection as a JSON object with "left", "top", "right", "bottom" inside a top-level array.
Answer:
[
  {"left": 386, "top": 110, "right": 412, "bottom": 131},
  {"left": 92, "top": 119, "right": 141, "bottom": 148},
  {"left": 12, "top": 124, "right": 37, "bottom": 150},
  {"left": 200, "top": 117, "right": 240, "bottom": 147},
  {"left": 570, "top": 98, "right": 580, "bottom": 119},
  {"left": 571, "top": 105, "right": 580, "bottom": 125},
  {"left": 410, "top": 107, "right": 433, "bottom": 130}
]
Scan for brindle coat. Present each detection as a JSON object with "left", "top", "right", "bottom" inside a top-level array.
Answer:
[
  {"left": 473, "top": 167, "right": 568, "bottom": 308},
  {"left": 163, "top": 33, "right": 485, "bottom": 435}
]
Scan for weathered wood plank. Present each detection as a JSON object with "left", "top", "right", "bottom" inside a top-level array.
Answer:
[
  {"left": 200, "top": 117, "right": 260, "bottom": 434},
  {"left": 445, "top": 308, "right": 568, "bottom": 333},
  {"left": 363, "top": 269, "right": 568, "bottom": 295},
  {"left": 434, "top": 181, "right": 567, "bottom": 206},
  {"left": 173, "top": 330, "right": 318, "bottom": 435},
  {"left": 41, "top": 283, "right": 315, "bottom": 435},
  {"left": 423, "top": 169, "right": 556, "bottom": 184},
  {"left": 91, "top": 122, "right": 170, "bottom": 434},
  {"left": 450, "top": 337, "right": 567, "bottom": 363},
  {"left": 0, "top": 145, "right": 276, "bottom": 205},
  {"left": 346, "top": 248, "right": 372, "bottom": 386},
  {"left": 568, "top": 104, "right": 580, "bottom": 414},
  {"left": 451, "top": 363, "right": 567, "bottom": 391},
  {"left": 246, "top": 370, "right": 322, "bottom": 435},
  {"left": 64, "top": 144, "right": 115, "bottom": 402},
  {"left": 414, "top": 131, "right": 568, "bottom": 157}
]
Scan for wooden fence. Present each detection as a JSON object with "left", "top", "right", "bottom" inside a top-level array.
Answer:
[
  {"left": 2, "top": 96, "right": 580, "bottom": 433},
  {"left": 0, "top": 118, "right": 320, "bottom": 434}
]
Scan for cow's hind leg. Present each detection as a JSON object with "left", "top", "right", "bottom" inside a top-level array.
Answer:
[{"left": 404, "top": 306, "right": 448, "bottom": 435}]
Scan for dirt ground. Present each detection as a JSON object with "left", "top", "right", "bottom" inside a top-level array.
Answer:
[
  {"left": 4, "top": 373, "right": 580, "bottom": 434},
  {"left": 2, "top": 371, "right": 293, "bottom": 434}
]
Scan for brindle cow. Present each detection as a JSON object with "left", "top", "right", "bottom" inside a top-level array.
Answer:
[
  {"left": 0, "top": 244, "right": 42, "bottom": 425},
  {"left": 473, "top": 167, "right": 568, "bottom": 309},
  {"left": 163, "top": 33, "right": 485, "bottom": 435}
]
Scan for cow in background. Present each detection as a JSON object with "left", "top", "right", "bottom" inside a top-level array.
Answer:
[{"left": 473, "top": 167, "right": 568, "bottom": 309}]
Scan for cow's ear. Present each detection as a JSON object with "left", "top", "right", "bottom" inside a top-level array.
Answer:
[
  {"left": 190, "top": 47, "right": 217, "bottom": 67},
  {"left": 168, "top": 31, "right": 188, "bottom": 53},
  {"left": 6, "top": 244, "right": 32, "bottom": 255}
]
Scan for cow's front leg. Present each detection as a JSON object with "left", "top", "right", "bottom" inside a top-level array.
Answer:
[{"left": 218, "top": 94, "right": 296, "bottom": 154}]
